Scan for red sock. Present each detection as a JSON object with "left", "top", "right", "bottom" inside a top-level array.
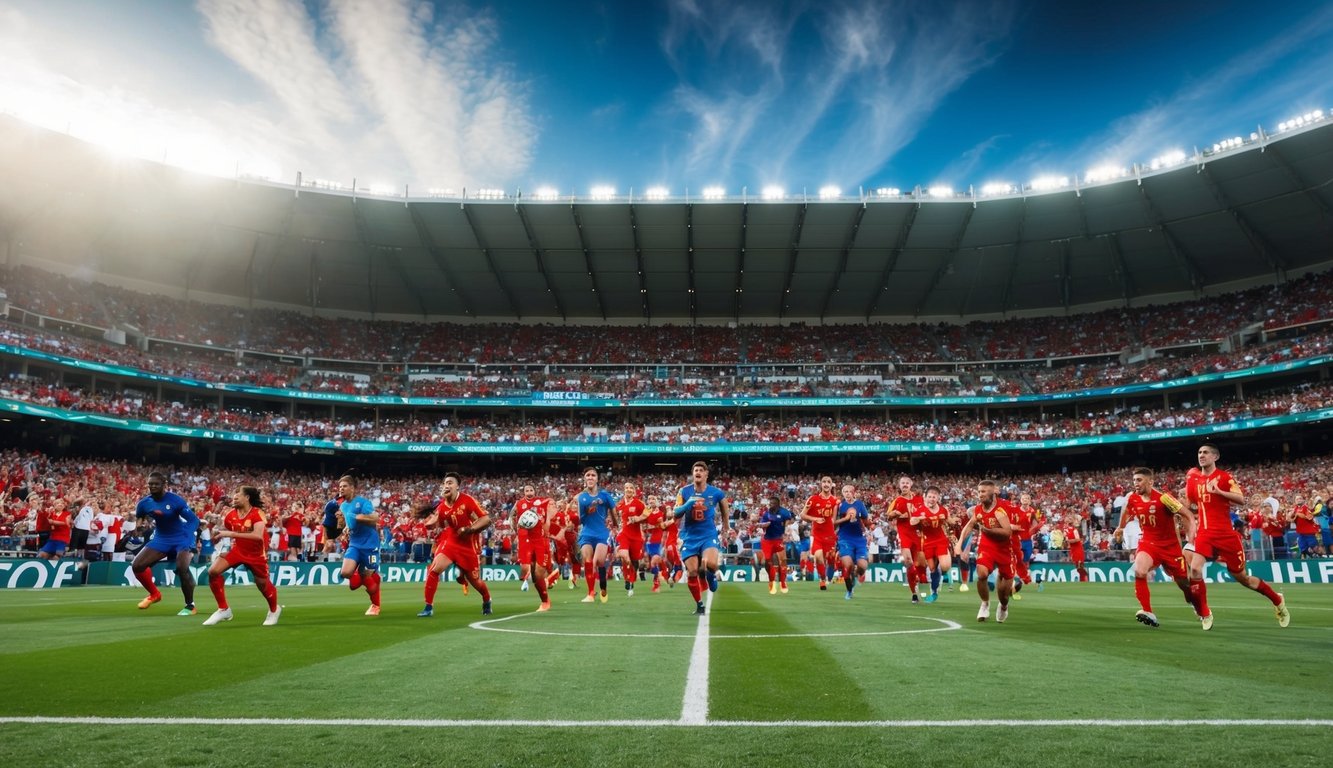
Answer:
[
  {"left": 624, "top": 565, "right": 636, "bottom": 585},
  {"left": 473, "top": 576, "right": 491, "bottom": 602},
  {"left": 1254, "top": 579, "right": 1281, "bottom": 605},
  {"left": 534, "top": 574, "right": 548, "bottom": 602},
  {"left": 1190, "top": 578, "right": 1210, "bottom": 616},
  {"left": 1133, "top": 576, "right": 1152, "bottom": 612},
  {"left": 135, "top": 568, "right": 161, "bottom": 599},
  {"left": 425, "top": 569, "right": 440, "bottom": 605},
  {"left": 209, "top": 574, "right": 228, "bottom": 610},
  {"left": 766, "top": 565, "right": 775, "bottom": 583},
  {"left": 779, "top": 565, "right": 787, "bottom": 586},
  {"left": 364, "top": 571, "right": 381, "bottom": 607},
  {"left": 1079, "top": 567, "right": 1089, "bottom": 582},
  {"left": 906, "top": 566, "right": 917, "bottom": 592},
  {"left": 916, "top": 565, "right": 928, "bottom": 584},
  {"left": 347, "top": 571, "right": 362, "bottom": 591},
  {"left": 687, "top": 575, "right": 702, "bottom": 601},
  {"left": 584, "top": 562, "right": 596, "bottom": 593},
  {"left": 547, "top": 570, "right": 559, "bottom": 588},
  {"left": 258, "top": 580, "right": 278, "bottom": 611}
]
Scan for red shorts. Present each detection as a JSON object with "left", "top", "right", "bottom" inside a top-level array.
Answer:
[
  {"left": 1009, "top": 541, "right": 1032, "bottom": 581},
  {"left": 760, "top": 539, "right": 785, "bottom": 560},
  {"left": 975, "top": 545, "right": 1014, "bottom": 579},
  {"left": 518, "top": 538, "right": 552, "bottom": 569},
  {"left": 920, "top": 535, "right": 950, "bottom": 561},
  {"left": 1194, "top": 529, "right": 1246, "bottom": 573},
  {"left": 552, "top": 537, "right": 571, "bottom": 563},
  {"left": 221, "top": 549, "right": 269, "bottom": 579},
  {"left": 1068, "top": 544, "right": 1086, "bottom": 566},
  {"left": 434, "top": 538, "right": 481, "bottom": 574},
  {"left": 616, "top": 535, "right": 644, "bottom": 561},
  {"left": 1137, "top": 539, "right": 1188, "bottom": 580},
  {"left": 812, "top": 533, "right": 837, "bottom": 557}
]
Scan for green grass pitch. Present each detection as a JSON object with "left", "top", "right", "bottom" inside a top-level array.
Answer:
[{"left": 1, "top": 576, "right": 1330, "bottom": 767}]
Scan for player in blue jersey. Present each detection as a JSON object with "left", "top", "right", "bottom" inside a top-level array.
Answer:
[
  {"left": 335, "top": 475, "right": 383, "bottom": 616},
  {"left": 835, "top": 484, "right": 871, "bottom": 599},
  {"left": 577, "top": 467, "right": 619, "bottom": 604},
  {"left": 755, "top": 495, "right": 794, "bottom": 594},
  {"left": 673, "top": 461, "right": 731, "bottom": 615},
  {"left": 131, "top": 471, "right": 200, "bottom": 615}
]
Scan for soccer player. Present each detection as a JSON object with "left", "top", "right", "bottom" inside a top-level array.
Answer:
[
  {"left": 1012, "top": 492, "right": 1041, "bottom": 594},
  {"left": 577, "top": 467, "right": 618, "bottom": 604},
  {"left": 662, "top": 503, "right": 683, "bottom": 586},
  {"left": 800, "top": 476, "right": 839, "bottom": 591},
  {"left": 512, "top": 484, "right": 552, "bottom": 611},
  {"left": 1063, "top": 516, "right": 1088, "bottom": 582},
  {"left": 203, "top": 486, "right": 282, "bottom": 626},
  {"left": 615, "top": 482, "right": 647, "bottom": 597},
  {"left": 417, "top": 472, "right": 494, "bottom": 617},
  {"left": 1183, "top": 444, "right": 1289, "bottom": 630},
  {"left": 1291, "top": 494, "right": 1321, "bottom": 558},
  {"left": 955, "top": 480, "right": 1015, "bottom": 623},
  {"left": 320, "top": 497, "right": 343, "bottom": 561},
  {"left": 132, "top": 471, "right": 200, "bottom": 615},
  {"left": 835, "top": 484, "right": 870, "bottom": 600},
  {"left": 755, "top": 495, "right": 794, "bottom": 594},
  {"left": 912, "top": 486, "right": 953, "bottom": 603},
  {"left": 335, "top": 475, "right": 383, "bottom": 616},
  {"left": 1112, "top": 467, "right": 1201, "bottom": 628},
  {"left": 673, "top": 461, "right": 730, "bottom": 615},
  {"left": 885, "top": 475, "right": 928, "bottom": 603}
]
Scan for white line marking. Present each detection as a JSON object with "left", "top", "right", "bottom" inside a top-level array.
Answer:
[
  {"left": 679, "top": 591, "right": 712, "bottom": 725},
  {"left": 1, "top": 717, "right": 1329, "bottom": 728},
  {"left": 469, "top": 612, "right": 961, "bottom": 639}
]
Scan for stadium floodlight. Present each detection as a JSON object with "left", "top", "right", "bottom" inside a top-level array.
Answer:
[
  {"left": 589, "top": 185, "right": 616, "bottom": 200},
  {"left": 1211, "top": 137, "right": 1245, "bottom": 153},
  {"left": 532, "top": 186, "right": 559, "bottom": 201},
  {"left": 426, "top": 187, "right": 457, "bottom": 197},
  {"left": 1083, "top": 165, "right": 1128, "bottom": 184},
  {"left": 874, "top": 187, "right": 901, "bottom": 197},
  {"left": 644, "top": 186, "right": 670, "bottom": 200},
  {"left": 1148, "top": 150, "right": 1187, "bottom": 171},
  {"left": 761, "top": 185, "right": 785, "bottom": 200},
  {"left": 818, "top": 185, "right": 841, "bottom": 200},
  {"left": 979, "top": 182, "right": 1016, "bottom": 196},
  {"left": 368, "top": 183, "right": 397, "bottom": 196},
  {"left": 1028, "top": 176, "right": 1069, "bottom": 191},
  {"left": 927, "top": 185, "right": 954, "bottom": 198},
  {"left": 701, "top": 186, "right": 726, "bottom": 200}
]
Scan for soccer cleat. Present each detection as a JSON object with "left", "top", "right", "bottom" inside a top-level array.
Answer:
[
  {"left": 568, "top": 579, "right": 575, "bottom": 590},
  {"left": 202, "top": 608, "right": 233, "bottom": 626},
  {"left": 1037, "top": 582, "right": 1044, "bottom": 592},
  {"left": 844, "top": 590, "right": 853, "bottom": 600},
  {"left": 652, "top": 584, "right": 660, "bottom": 594},
  {"left": 1135, "top": 610, "right": 1159, "bottom": 628},
  {"left": 537, "top": 601, "right": 551, "bottom": 612},
  {"left": 695, "top": 603, "right": 706, "bottom": 615},
  {"left": 177, "top": 606, "right": 198, "bottom": 617},
  {"left": 819, "top": 580, "right": 828, "bottom": 591},
  {"left": 627, "top": 586, "right": 634, "bottom": 597},
  {"left": 977, "top": 602, "right": 990, "bottom": 622},
  {"left": 924, "top": 593, "right": 938, "bottom": 604},
  {"left": 996, "top": 605, "right": 1008, "bottom": 623},
  {"left": 417, "top": 604, "right": 434, "bottom": 618},
  {"left": 599, "top": 588, "right": 609, "bottom": 603},
  {"left": 137, "top": 594, "right": 162, "bottom": 610},
  {"left": 959, "top": 583, "right": 969, "bottom": 593},
  {"left": 262, "top": 606, "right": 282, "bottom": 626},
  {"left": 1275, "top": 595, "right": 1290, "bottom": 628},
  {"left": 911, "top": 593, "right": 920, "bottom": 604},
  {"left": 706, "top": 572, "right": 718, "bottom": 593},
  {"left": 581, "top": 594, "right": 595, "bottom": 603},
  {"left": 779, "top": 584, "right": 789, "bottom": 594},
  {"left": 1200, "top": 613, "right": 1213, "bottom": 631},
  {"left": 365, "top": 604, "right": 380, "bottom": 616},
  {"left": 482, "top": 601, "right": 492, "bottom": 616},
  {"left": 667, "top": 577, "right": 675, "bottom": 589},
  {"left": 520, "top": 581, "right": 529, "bottom": 592},
  {"left": 461, "top": 583, "right": 469, "bottom": 596},
  {"left": 1012, "top": 592, "right": 1022, "bottom": 601}
]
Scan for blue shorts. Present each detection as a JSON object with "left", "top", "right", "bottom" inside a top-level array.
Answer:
[
  {"left": 578, "top": 533, "right": 610, "bottom": 551},
  {"left": 40, "top": 539, "right": 67, "bottom": 556},
  {"left": 1297, "top": 533, "right": 1319, "bottom": 552},
  {"left": 146, "top": 537, "right": 195, "bottom": 559},
  {"left": 838, "top": 538, "right": 869, "bottom": 562},
  {"left": 798, "top": 539, "right": 811, "bottom": 554},
  {"left": 680, "top": 538, "right": 720, "bottom": 562},
  {"left": 1321, "top": 529, "right": 1332, "bottom": 547},
  {"left": 344, "top": 545, "right": 380, "bottom": 572},
  {"left": 645, "top": 542, "right": 662, "bottom": 557},
  {"left": 1021, "top": 540, "right": 1034, "bottom": 563}
]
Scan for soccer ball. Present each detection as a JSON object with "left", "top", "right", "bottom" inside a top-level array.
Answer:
[{"left": 517, "top": 510, "right": 541, "bottom": 530}]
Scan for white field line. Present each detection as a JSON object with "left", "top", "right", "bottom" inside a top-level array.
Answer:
[
  {"left": 1, "top": 717, "right": 1330, "bottom": 728},
  {"left": 679, "top": 591, "right": 712, "bottom": 725},
  {"left": 468, "top": 612, "right": 962, "bottom": 639}
]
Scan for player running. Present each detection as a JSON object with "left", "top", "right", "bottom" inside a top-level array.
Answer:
[
  {"left": 673, "top": 461, "right": 730, "bottom": 615},
  {"left": 755, "top": 495, "right": 794, "bottom": 594},
  {"left": 615, "top": 482, "right": 647, "bottom": 597},
  {"left": 132, "top": 471, "right": 201, "bottom": 615},
  {"left": 335, "top": 475, "right": 383, "bottom": 616},
  {"left": 885, "top": 475, "right": 928, "bottom": 603},
  {"left": 835, "top": 484, "right": 870, "bottom": 600},
  {"left": 577, "top": 468, "right": 617, "bottom": 604},
  {"left": 512, "top": 484, "right": 552, "bottom": 611},
  {"left": 956, "top": 480, "right": 1015, "bottom": 623},
  {"left": 1112, "top": 467, "right": 1202, "bottom": 628},
  {"left": 417, "top": 472, "right": 494, "bottom": 617},
  {"left": 912, "top": 486, "right": 954, "bottom": 603},
  {"left": 203, "top": 486, "right": 281, "bottom": 626},
  {"left": 800, "top": 476, "right": 839, "bottom": 591}
]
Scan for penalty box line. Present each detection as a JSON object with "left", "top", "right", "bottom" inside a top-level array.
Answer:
[{"left": 2, "top": 717, "right": 1332, "bottom": 728}]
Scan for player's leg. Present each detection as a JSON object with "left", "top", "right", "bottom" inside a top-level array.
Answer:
[
  {"left": 203, "top": 556, "right": 235, "bottom": 624},
  {"left": 1223, "top": 544, "right": 1286, "bottom": 625},
  {"left": 593, "top": 542, "right": 611, "bottom": 600},
  {"left": 421, "top": 552, "right": 452, "bottom": 615},
  {"left": 131, "top": 545, "right": 169, "bottom": 607},
  {"left": 169, "top": 546, "right": 197, "bottom": 614},
  {"left": 1130, "top": 550, "right": 1157, "bottom": 623},
  {"left": 973, "top": 561, "right": 992, "bottom": 621},
  {"left": 775, "top": 549, "right": 789, "bottom": 591},
  {"left": 682, "top": 551, "right": 705, "bottom": 610}
]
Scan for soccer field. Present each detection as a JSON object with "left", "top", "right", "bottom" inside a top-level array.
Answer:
[{"left": 1, "top": 578, "right": 1330, "bottom": 768}]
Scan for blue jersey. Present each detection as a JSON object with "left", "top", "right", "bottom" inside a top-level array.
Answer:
[
  {"left": 135, "top": 492, "right": 198, "bottom": 541},
  {"left": 342, "top": 495, "right": 379, "bottom": 550},
  {"left": 577, "top": 489, "right": 617, "bottom": 540},
  {"left": 676, "top": 484, "right": 726, "bottom": 541},
  {"left": 759, "top": 508, "right": 794, "bottom": 540},
  {"left": 836, "top": 499, "right": 869, "bottom": 540},
  {"left": 322, "top": 499, "right": 342, "bottom": 530}
]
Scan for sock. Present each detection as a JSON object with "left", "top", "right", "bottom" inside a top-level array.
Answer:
[
  {"left": 1134, "top": 576, "right": 1152, "bottom": 612},
  {"left": 916, "top": 565, "right": 928, "bottom": 585},
  {"left": 652, "top": 566, "right": 661, "bottom": 587},
  {"left": 135, "top": 568, "right": 161, "bottom": 598},
  {"left": 779, "top": 565, "right": 788, "bottom": 586},
  {"left": 258, "top": 579, "right": 278, "bottom": 611},
  {"left": 425, "top": 569, "right": 440, "bottom": 605},
  {"left": 208, "top": 574, "right": 228, "bottom": 610},
  {"left": 1078, "top": 566, "right": 1089, "bottom": 582},
  {"left": 906, "top": 566, "right": 917, "bottom": 593},
  {"left": 1254, "top": 579, "right": 1281, "bottom": 605},
  {"left": 472, "top": 575, "right": 491, "bottom": 602},
  {"left": 534, "top": 574, "right": 549, "bottom": 602},
  {"left": 844, "top": 572, "right": 855, "bottom": 592},
  {"left": 930, "top": 568, "right": 941, "bottom": 594},
  {"left": 348, "top": 571, "right": 362, "bottom": 591},
  {"left": 766, "top": 565, "right": 775, "bottom": 584},
  {"left": 364, "top": 571, "right": 381, "bottom": 607},
  {"left": 625, "top": 564, "right": 636, "bottom": 585},
  {"left": 598, "top": 565, "right": 608, "bottom": 591},
  {"left": 584, "top": 562, "right": 596, "bottom": 593},
  {"left": 826, "top": 563, "right": 837, "bottom": 581},
  {"left": 1190, "top": 578, "right": 1210, "bottom": 616},
  {"left": 687, "top": 576, "right": 702, "bottom": 601}
]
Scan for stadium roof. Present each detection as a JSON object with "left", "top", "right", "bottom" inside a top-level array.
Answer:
[{"left": 2, "top": 116, "right": 1332, "bottom": 323}]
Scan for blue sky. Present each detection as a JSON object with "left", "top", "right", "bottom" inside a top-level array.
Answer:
[{"left": 1, "top": 0, "right": 1331, "bottom": 197}]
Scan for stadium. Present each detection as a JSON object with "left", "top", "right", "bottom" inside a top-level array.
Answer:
[{"left": 1, "top": 3, "right": 1331, "bottom": 767}]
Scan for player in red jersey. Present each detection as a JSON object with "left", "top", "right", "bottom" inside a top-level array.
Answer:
[
  {"left": 547, "top": 498, "right": 576, "bottom": 589},
  {"left": 643, "top": 495, "right": 669, "bottom": 592},
  {"left": 1112, "top": 467, "right": 1202, "bottom": 628},
  {"left": 512, "top": 484, "right": 552, "bottom": 611},
  {"left": 416, "top": 473, "right": 494, "bottom": 617},
  {"left": 1062, "top": 517, "right": 1088, "bottom": 582},
  {"left": 203, "top": 486, "right": 282, "bottom": 626},
  {"left": 37, "top": 502, "right": 72, "bottom": 561},
  {"left": 885, "top": 475, "right": 928, "bottom": 603},
  {"left": 1183, "top": 444, "right": 1289, "bottom": 630},
  {"left": 662, "top": 506, "right": 683, "bottom": 585},
  {"left": 800, "top": 476, "right": 839, "bottom": 591},
  {"left": 1011, "top": 492, "right": 1041, "bottom": 595},
  {"left": 911, "top": 486, "right": 953, "bottom": 603},
  {"left": 956, "top": 480, "right": 1015, "bottom": 623},
  {"left": 615, "top": 482, "right": 648, "bottom": 597}
]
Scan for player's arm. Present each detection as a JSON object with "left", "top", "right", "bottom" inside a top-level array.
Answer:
[
  {"left": 1207, "top": 475, "right": 1245, "bottom": 505},
  {"left": 955, "top": 517, "right": 976, "bottom": 554},
  {"left": 717, "top": 494, "right": 732, "bottom": 526},
  {"left": 799, "top": 497, "right": 820, "bottom": 524},
  {"left": 982, "top": 510, "right": 1013, "bottom": 540},
  {"left": 461, "top": 507, "right": 492, "bottom": 536},
  {"left": 672, "top": 491, "right": 695, "bottom": 518}
]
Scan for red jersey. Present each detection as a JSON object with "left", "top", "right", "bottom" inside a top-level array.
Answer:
[
  {"left": 224, "top": 507, "right": 267, "bottom": 559},
  {"left": 514, "top": 497, "right": 551, "bottom": 541},
  {"left": 284, "top": 510, "right": 304, "bottom": 537},
  {"left": 889, "top": 494, "right": 925, "bottom": 540},
  {"left": 663, "top": 515, "right": 680, "bottom": 546},
  {"left": 1122, "top": 490, "right": 1184, "bottom": 547},
  {"left": 48, "top": 509, "right": 72, "bottom": 544},
  {"left": 1186, "top": 467, "right": 1241, "bottom": 533},
  {"left": 1292, "top": 505, "right": 1318, "bottom": 535},
  {"left": 917, "top": 504, "right": 950, "bottom": 543},
  {"left": 645, "top": 507, "right": 667, "bottom": 544},
  {"left": 1007, "top": 506, "right": 1031, "bottom": 546},
  {"left": 434, "top": 493, "right": 488, "bottom": 546},
  {"left": 1063, "top": 525, "right": 1084, "bottom": 552},
  {"left": 969, "top": 499, "right": 1016, "bottom": 549},
  {"left": 1260, "top": 511, "right": 1287, "bottom": 538},
  {"left": 617, "top": 497, "right": 646, "bottom": 541},
  {"left": 804, "top": 493, "right": 839, "bottom": 538},
  {"left": 1016, "top": 506, "right": 1038, "bottom": 541}
]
